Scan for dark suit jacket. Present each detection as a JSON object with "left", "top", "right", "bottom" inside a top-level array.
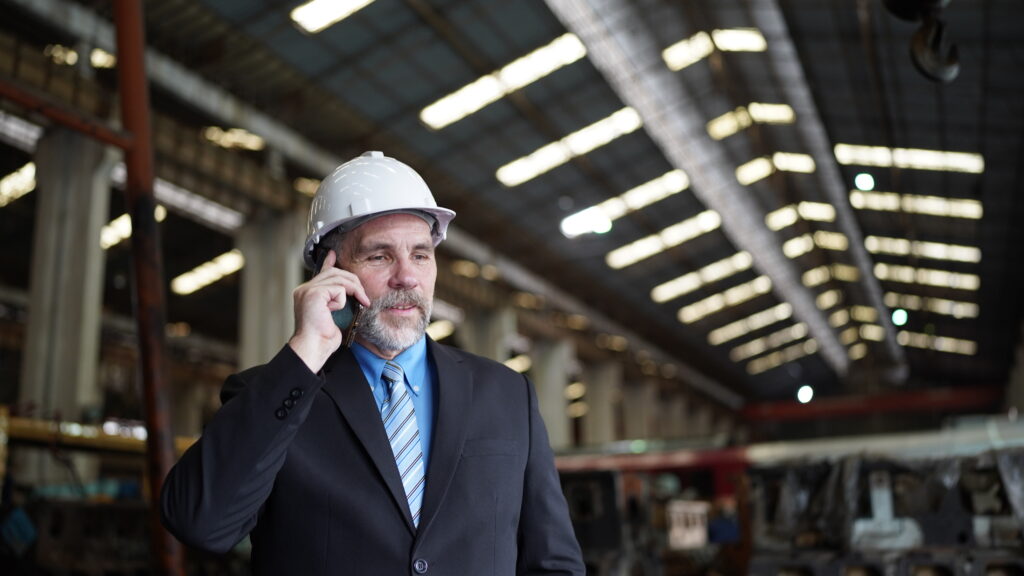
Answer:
[{"left": 161, "top": 339, "right": 584, "bottom": 575}]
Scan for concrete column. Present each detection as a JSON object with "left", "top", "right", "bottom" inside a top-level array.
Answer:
[
  {"left": 237, "top": 209, "right": 305, "bottom": 367},
  {"left": 532, "top": 338, "right": 574, "bottom": 450},
  {"left": 582, "top": 361, "right": 622, "bottom": 446},
  {"left": 454, "top": 306, "right": 516, "bottom": 362},
  {"left": 18, "top": 128, "right": 116, "bottom": 486},
  {"left": 663, "top": 392, "right": 688, "bottom": 439},
  {"left": 20, "top": 128, "right": 115, "bottom": 421},
  {"left": 622, "top": 379, "right": 658, "bottom": 439},
  {"left": 692, "top": 402, "right": 714, "bottom": 438}
]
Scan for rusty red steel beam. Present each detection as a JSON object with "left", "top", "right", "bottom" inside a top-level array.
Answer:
[
  {"left": 0, "top": 79, "right": 134, "bottom": 150},
  {"left": 740, "top": 385, "right": 1004, "bottom": 422},
  {"left": 113, "top": 1, "right": 184, "bottom": 574}
]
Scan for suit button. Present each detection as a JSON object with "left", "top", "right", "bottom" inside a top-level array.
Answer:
[
  {"left": 283, "top": 398, "right": 295, "bottom": 409},
  {"left": 413, "top": 558, "right": 428, "bottom": 574},
  {"left": 290, "top": 388, "right": 303, "bottom": 399},
  {"left": 275, "top": 408, "right": 287, "bottom": 420}
]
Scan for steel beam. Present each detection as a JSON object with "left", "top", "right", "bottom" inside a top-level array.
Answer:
[
  {"left": 113, "top": 1, "right": 183, "bottom": 573},
  {"left": 545, "top": 0, "right": 850, "bottom": 376}
]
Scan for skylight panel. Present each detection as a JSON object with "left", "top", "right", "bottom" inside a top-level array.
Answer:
[
  {"left": 497, "top": 107, "right": 642, "bottom": 186},
  {"left": 835, "top": 144, "right": 984, "bottom": 174},
  {"left": 422, "top": 34, "right": 587, "bottom": 130}
]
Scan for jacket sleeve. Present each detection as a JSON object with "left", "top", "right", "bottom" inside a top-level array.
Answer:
[
  {"left": 160, "top": 345, "right": 325, "bottom": 553},
  {"left": 517, "top": 375, "right": 586, "bottom": 575}
]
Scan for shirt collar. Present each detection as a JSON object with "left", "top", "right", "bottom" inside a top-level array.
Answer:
[{"left": 351, "top": 335, "right": 427, "bottom": 397}]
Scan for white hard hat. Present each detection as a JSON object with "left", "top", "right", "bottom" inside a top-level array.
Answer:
[{"left": 303, "top": 151, "right": 456, "bottom": 269}]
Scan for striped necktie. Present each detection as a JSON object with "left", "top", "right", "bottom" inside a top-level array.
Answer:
[{"left": 380, "top": 360, "right": 425, "bottom": 527}]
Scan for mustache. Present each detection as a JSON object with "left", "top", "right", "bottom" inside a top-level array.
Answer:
[{"left": 370, "top": 289, "right": 428, "bottom": 314}]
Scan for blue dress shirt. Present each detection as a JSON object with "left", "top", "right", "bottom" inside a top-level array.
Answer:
[{"left": 351, "top": 336, "right": 435, "bottom": 474}]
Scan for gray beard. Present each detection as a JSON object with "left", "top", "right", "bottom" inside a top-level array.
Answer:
[{"left": 358, "top": 289, "right": 432, "bottom": 354}]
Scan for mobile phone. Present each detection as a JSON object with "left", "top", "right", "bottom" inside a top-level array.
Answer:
[{"left": 313, "top": 247, "right": 365, "bottom": 345}]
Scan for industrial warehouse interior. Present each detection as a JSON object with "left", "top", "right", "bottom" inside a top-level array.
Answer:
[{"left": 0, "top": 0, "right": 1022, "bottom": 574}]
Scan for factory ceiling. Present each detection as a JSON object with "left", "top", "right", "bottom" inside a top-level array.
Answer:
[{"left": 1, "top": 0, "right": 1021, "bottom": 424}]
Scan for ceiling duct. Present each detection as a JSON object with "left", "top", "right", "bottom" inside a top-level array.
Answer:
[
  {"left": 546, "top": 0, "right": 850, "bottom": 376},
  {"left": 751, "top": 0, "right": 907, "bottom": 381}
]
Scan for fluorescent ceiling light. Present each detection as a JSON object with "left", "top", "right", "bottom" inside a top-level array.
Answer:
[
  {"left": 874, "top": 263, "right": 980, "bottom": 291},
  {"left": 678, "top": 275, "right": 772, "bottom": 324},
  {"left": 835, "top": 143, "right": 984, "bottom": 174},
  {"left": 0, "top": 111, "right": 43, "bottom": 151},
  {"left": 748, "top": 103, "right": 795, "bottom": 123},
  {"left": 605, "top": 209, "right": 720, "bottom": 269},
  {"left": 828, "top": 308, "right": 849, "bottom": 328},
  {"left": 171, "top": 249, "right": 245, "bottom": 295},
  {"left": 497, "top": 107, "right": 642, "bottom": 186},
  {"left": 765, "top": 201, "right": 837, "bottom": 231},
  {"left": 426, "top": 319, "right": 455, "bottom": 341},
  {"left": 859, "top": 324, "right": 885, "bottom": 342},
  {"left": 747, "top": 339, "right": 818, "bottom": 375},
  {"left": 802, "top": 263, "right": 860, "bottom": 287},
  {"left": 111, "top": 164, "right": 244, "bottom": 232},
  {"left": 561, "top": 169, "right": 688, "bottom": 238},
  {"left": 840, "top": 326, "right": 859, "bottom": 345},
  {"left": 662, "top": 31, "right": 714, "bottom": 71},
  {"left": 850, "top": 190, "right": 983, "bottom": 219},
  {"left": 422, "top": 34, "right": 586, "bottom": 129},
  {"left": 782, "top": 234, "right": 814, "bottom": 258},
  {"left": 0, "top": 162, "right": 36, "bottom": 208},
  {"left": 44, "top": 44, "right": 78, "bottom": 66},
  {"left": 706, "top": 102, "right": 794, "bottom": 140},
  {"left": 736, "top": 157, "right": 774, "bottom": 185},
  {"left": 504, "top": 354, "right": 533, "bottom": 373},
  {"left": 736, "top": 152, "right": 816, "bottom": 185},
  {"left": 782, "top": 231, "right": 847, "bottom": 259},
  {"left": 294, "top": 177, "right": 321, "bottom": 197},
  {"left": 662, "top": 28, "right": 767, "bottom": 72},
  {"left": 898, "top": 331, "right": 977, "bottom": 355},
  {"left": 865, "top": 235, "right": 981, "bottom": 264},
  {"left": 291, "top": 0, "right": 374, "bottom": 34},
  {"left": 884, "top": 292, "right": 979, "bottom": 319},
  {"left": 814, "top": 230, "right": 848, "bottom": 251},
  {"left": 772, "top": 152, "right": 815, "bottom": 173},
  {"left": 729, "top": 321, "right": 807, "bottom": 362},
  {"left": 708, "top": 302, "right": 792, "bottom": 346},
  {"left": 91, "top": 48, "right": 116, "bottom": 68},
  {"left": 100, "top": 206, "right": 167, "bottom": 250},
  {"left": 848, "top": 342, "right": 868, "bottom": 360},
  {"left": 204, "top": 126, "right": 265, "bottom": 151},
  {"left": 711, "top": 28, "right": 768, "bottom": 52},
  {"left": 850, "top": 305, "right": 878, "bottom": 323},
  {"left": 816, "top": 289, "right": 842, "bottom": 310},
  {"left": 651, "top": 251, "right": 752, "bottom": 303}
]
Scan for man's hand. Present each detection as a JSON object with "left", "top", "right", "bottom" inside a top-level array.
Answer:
[{"left": 288, "top": 250, "right": 370, "bottom": 372}]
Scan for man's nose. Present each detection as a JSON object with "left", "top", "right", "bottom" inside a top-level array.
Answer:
[{"left": 389, "top": 258, "right": 420, "bottom": 289}]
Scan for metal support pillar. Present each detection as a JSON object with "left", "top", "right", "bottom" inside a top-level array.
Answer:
[
  {"left": 454, "top": 306, "right": 516, "bottom": 362},
  {"left": 582, "top": 361, "right": 621, "bottom": 446},
  {"left": 532, "top": 338, "right": 574, "bottom": 450},
  {"left": 238, "top": 209, "right": 305, "bottom": 367},
  {"left": 114, "top": 1, "right": 183, "bottom": 573},
  {"left": 663, "top": 392, "right": 689, "bottom": 439}
]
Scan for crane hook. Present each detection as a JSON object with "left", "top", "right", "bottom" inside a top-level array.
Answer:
[{"left": 911, "top": 14, "right": 960, "bottom": 83}]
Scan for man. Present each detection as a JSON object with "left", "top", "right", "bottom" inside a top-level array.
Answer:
[{"left": 161, "top": 151, "right": 585, "bottom": 575}]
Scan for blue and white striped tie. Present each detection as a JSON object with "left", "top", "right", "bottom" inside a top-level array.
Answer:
[{"left": 380, "top": 360, "right": 425, "bottom": 527}]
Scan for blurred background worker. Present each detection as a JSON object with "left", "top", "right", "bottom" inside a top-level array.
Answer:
[{"left": 160, "top": 151, "right": 584, "bottom": 575}]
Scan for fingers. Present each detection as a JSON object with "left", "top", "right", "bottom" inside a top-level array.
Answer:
[{"left": 312, "top": 250, "right": 370, "bottom": 308}]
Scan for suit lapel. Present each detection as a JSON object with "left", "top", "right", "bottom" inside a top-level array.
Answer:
[
  {"left": 321, "top": 349, "right": 415, "bottom": 533},
  {"left": 418, "top": 340, "right": 471, "bottom": 535}
]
